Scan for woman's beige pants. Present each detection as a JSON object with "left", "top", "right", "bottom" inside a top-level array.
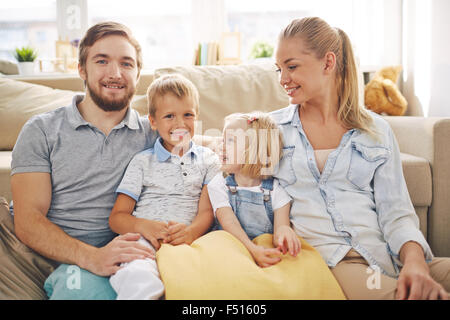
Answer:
[{"left": 331, "top": 249, "right": 450, "bottom": 300}]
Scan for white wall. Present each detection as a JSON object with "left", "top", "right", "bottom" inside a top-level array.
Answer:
[
  {"left": 402, "top": 0, "right": 427, "bottom": 116},
  {"left": 429, "top": 0, "right": 450, "bottom": 116},
  {"left": 403, "top": 0, "right": 450, "bottom": 117}
]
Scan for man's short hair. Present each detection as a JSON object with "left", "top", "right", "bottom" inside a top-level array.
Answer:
[
  {"left": 147, "top": 74, "right": 200, "bottom": 117},
  {"left": 78, "top": 21, "right": 142, "bottom": 73}
]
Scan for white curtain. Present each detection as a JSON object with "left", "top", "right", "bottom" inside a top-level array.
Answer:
[
  {"left": 404, "top": 0, "right": 450, "bottom": 117},
  {"left": 191, "top": 0, "right": 226, "bottom": 44},
  {"left": 427, "top": 0, "right": 450, "bottom": 117}
]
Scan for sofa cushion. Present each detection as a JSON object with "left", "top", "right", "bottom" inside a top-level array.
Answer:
[
  {"left": 0, "top": 60, "right": 19, "bottom": 75},
  {"left": 0, "top": 78, "right": 152, "bottom": 151},
  {"left": 400, "top": 152, "right": 432, "bottom": 207},
  {"left": 154, "top": 63, "right": 290, "bottom": 134},
  {"left": 0, "top": 78, "right": 80, "bottom": 150},
  {"left": 0, "top": 151, "right": 12, "bottom": 203}
]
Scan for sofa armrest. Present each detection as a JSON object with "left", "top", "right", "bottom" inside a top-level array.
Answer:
[{"left": 384, "top": 116, "right": 450, "bottom": 257}]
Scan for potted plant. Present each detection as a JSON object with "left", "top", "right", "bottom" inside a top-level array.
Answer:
[
  {"left": 14, "top": 46, "right": 38, "bottom": 75},
  {"left": 249, "top": 41, "right": 274, "bottom": 61}
]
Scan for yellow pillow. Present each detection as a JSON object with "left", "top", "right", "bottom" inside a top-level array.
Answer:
[{"left": 157, "top": 230, "right": 345, "bottom": 300}]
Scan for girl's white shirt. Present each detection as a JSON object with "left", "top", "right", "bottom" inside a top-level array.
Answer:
[{"left": 207, "top": 173, "right": 292, "bottom": 216}]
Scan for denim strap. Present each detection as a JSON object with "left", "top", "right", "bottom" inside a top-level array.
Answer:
[
  {"left": 225, "top": 174, "right": 238, "bottom": 193},
  {"left": 225, "top": 174, "right": 238, "bottom": 211},
  {"left": 224, "top": 174, "right": 274, "bottom": 225}
]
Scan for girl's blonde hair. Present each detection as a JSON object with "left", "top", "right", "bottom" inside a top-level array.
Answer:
[
  {"left": 147, "top": 74, "right": 200, "bottom": 116},
  {"left": 224, "top": 111, "right": 283, "bottom": 179},
  {"left": 279, "top": 17, "right": 375, "bottom": 136}
]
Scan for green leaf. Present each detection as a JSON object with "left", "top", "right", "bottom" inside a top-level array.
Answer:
[
  {"left": 14, "top": 46, "right": 38, "bottom": 62},
  {"left": 249, "top": 41, "right": 274, "bottom": 59}
]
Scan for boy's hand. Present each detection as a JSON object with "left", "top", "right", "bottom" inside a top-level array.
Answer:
[
  {"left": 138, "top": 220, "right": 169, "bottom": 250},
  {"left": 250, "top": 244, "right": 282, "bottom": 268},
  {"left": 273, "top": 225, "right": 301, "bottom": 257},
  {"left": 164, "top": 221, "right": 194, "bottom": 245}
]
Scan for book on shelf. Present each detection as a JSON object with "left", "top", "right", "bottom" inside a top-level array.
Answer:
[{"left": 193, "top": 42, "right": 219, "bottom": 66}]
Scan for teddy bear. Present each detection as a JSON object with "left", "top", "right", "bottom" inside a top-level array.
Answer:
[{"left": 364, "top": 65, "right": 407, "bottom": 116}]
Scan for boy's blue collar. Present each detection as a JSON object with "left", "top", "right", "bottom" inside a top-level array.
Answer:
[{"left": 154, "top": 137, "right": 198, "bottom": 162}]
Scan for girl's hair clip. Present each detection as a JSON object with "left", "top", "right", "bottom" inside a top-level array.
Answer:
[{"left": 247, "top": 117, "right": 257, "bottom": 124}]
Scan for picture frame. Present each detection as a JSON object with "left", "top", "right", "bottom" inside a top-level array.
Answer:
[
  {"left": 54, "top": 39, "right": 78, "bottom": 73},
  {"left": 218, "top": 32, "right": 241, "bottom": 65}
]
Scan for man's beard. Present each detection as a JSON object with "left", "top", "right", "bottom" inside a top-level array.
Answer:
[{"left": 86, "top": 80, "right": 135, "bottom": 112}]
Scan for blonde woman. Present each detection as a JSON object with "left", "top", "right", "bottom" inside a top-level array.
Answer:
[{"left": 272, "top": 16, "right": 450, "bottom": 299}]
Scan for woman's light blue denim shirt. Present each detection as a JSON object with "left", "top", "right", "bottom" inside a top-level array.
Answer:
[{"left": 272, "top": 105, "right": 433, "bottom": 278}]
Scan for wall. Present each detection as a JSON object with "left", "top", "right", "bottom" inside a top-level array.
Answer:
[
  {"left": 402, "top": 0, "right": 427, "bottom": 116},
  {"left": 429, "top": 0, "right": 450, "bottom": 116},
  {"left": 403, "top": 0, "right": 450, "bottom": 117}
]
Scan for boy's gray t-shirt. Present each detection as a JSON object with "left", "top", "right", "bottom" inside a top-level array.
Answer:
[
  {"left": 116, "top": 138, "right": 221, "bottom": 225},
  {"left": 11, "top": 95, "right": 157, "bottom": 247}
]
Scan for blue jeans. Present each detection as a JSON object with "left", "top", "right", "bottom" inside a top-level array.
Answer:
[{"left": 44, "top": 264, "right": 117, "bottom": 300}]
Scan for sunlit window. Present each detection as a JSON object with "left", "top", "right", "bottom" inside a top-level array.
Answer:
[
  {"left": 0, "top": 0, "right": 399, "bottom": 72},
  {"left": 89, "top": 0, "right": 192, "bottom": 69},
  {"left": 0, "top": 1, "right": 57, "bottom": 63}
]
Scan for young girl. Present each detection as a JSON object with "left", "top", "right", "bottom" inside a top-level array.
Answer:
[{"left": 207, "top": 111, "right": 300, "bottom": 268}]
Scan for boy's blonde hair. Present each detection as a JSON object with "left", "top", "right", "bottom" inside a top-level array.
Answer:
[
  {"left": 147, "top": 74, "right": 200, "bottom": 116},
  {"left": 279, "top": 17, "right": 376, "bottom": 136},
  {"left": 224, "top": 111, "right": 283, "bottom": 179}
]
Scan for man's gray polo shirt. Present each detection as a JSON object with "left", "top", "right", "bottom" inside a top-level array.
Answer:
[{"left": 11, "top": 94, "right": 157, "bottom": 247}]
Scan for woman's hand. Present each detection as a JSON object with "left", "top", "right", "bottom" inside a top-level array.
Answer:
[
  {"left": 396, "top": 241, "right": 448, "bottom": 300},
  {"left": 249, "top": 244, "right": 282, "bottom": 268},
  {"left": 396, "top": 258, "right": 448, "bottom": 300},
  {"left": 273, "top": 225, "right": 301, "bottom": 257}
]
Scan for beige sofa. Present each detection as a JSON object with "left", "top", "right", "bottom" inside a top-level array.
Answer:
[{"left": 1, "top": 63, "right": 449, "bottom": 257}]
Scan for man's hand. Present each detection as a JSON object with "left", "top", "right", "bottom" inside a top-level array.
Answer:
[{"left": 83, "top": 233, "right": 155, "bottom": 276}]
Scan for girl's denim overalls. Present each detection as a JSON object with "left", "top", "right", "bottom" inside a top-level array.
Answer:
[{"left": 216, "top": 174, "right": 274, "bottom": 240}]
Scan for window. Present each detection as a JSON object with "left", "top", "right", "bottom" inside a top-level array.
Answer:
[
  {"left": 0, "top": 0, "right": 401, "bottom": 72},
  {"left": 89, "top": 0, "right": 193, "bottom": 69},
  {"left": 0, "top": 1, "right": 57, "bottom": 63},
  {"left": 225, "top": 0, "right": 401, "bottom": 68},
  {"left": 0, "top": 0, "right": 193, "bottom": 70}
]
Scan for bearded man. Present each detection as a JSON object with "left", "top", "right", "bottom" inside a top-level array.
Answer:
[{"left": 3, "top": 22, "right": 157, "bottom": 299}]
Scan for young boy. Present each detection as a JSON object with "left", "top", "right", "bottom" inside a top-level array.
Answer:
[{"left": 108, "top": 74, "right": 220, "bottom": 299}]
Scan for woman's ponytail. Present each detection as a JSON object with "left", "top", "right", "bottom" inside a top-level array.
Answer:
[{"left": 279, "top": 18, "right": 376, "bottom": 137}]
